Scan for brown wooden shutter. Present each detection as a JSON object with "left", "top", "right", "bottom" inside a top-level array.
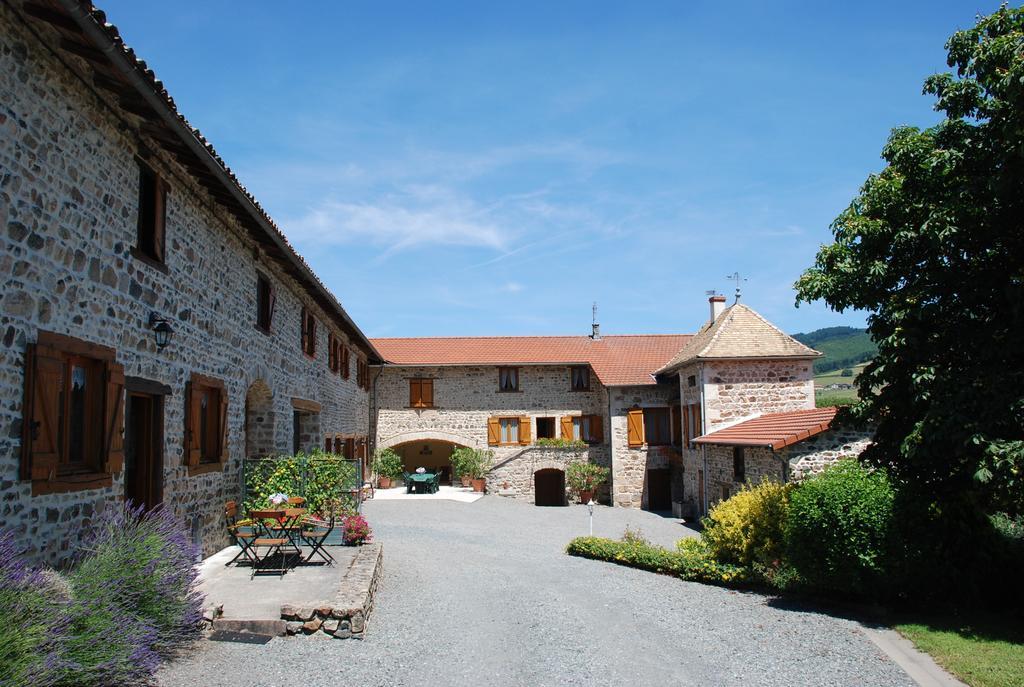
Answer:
[
  {"left": 102, "top": 361, "right": 126, "bottom": 474},
  {"left": 693, "top": 404, "right": 702, "bottom": 440},
  {"left": 22, "top": 343, "right": 62, "bottom": 481},
  {"left": 409, "top": 379, "right": 420, "bottom": 407},
  {"left": 683, "top": 406, "right": 690, "bottom": 445},
  {"left": 560, "top": 415, "right": 573, "bottom": 441},
  {"left": 152, "top": 177, "right": 167, "bottom": 263},
  {"left": 671, "top": 406, "right": 682, "bottom": 446},
  {"left": 487, "top": 417, "right": 501, "bottom": 446},
  {"left": 341, "top": 346, "right": 349, "bottom": 378},
  {"left": 184, "top": 380, "right": 202, "bottom": 467},
  {"left": 519, "top": 416, "right": 531, "bottom": 445},
  {"left": 589, "top": 415, "right": 603, "bottom": 444},
  {"left": 218, "top": 389, "right": 229, "bottom": 462},
  {"left": 300, "top": 307, "right": 309, "bottom": 352},
  {"left": 267, "top": 283, "right": 276, "bottom": 330},
  {"left": 325, "top": 436, "right": 332, "bottom": 452},
  {"left": 345, "top": 437, "right": 355, "bottom": 459},
  {"left": 422, "top": 379, "right": 433, "bottom": 407},
  {"left": 627, "top": 408, "right": 644, "bottom": 448}
]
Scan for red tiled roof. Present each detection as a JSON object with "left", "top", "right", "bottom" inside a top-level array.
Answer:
[
  {"left": 370, "top": 335, "right": 693, "bottom": 387},
  {"left": 694, "top": 407, "right": 838, "bottom": 450}
]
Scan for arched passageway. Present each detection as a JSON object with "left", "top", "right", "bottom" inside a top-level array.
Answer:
[
  {"left": 534, "top": 468, "right": 566, "bottom": 506},
  {"left": 390, "top": 439, "right": 468, "bottom": 484}
]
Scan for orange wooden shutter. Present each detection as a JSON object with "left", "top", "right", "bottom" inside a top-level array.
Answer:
[
  {"left": 152, "top": 177, "right": 167, "bottom": 263},
  {"left": 487, "top": 417, "right": 501, "bottom": 446},
  {"left": 422, "top": 379, "right": 433, "bottom": 407},
  {"left": 22, "top": 343, "right": 62, "bottom": 481},
  {"left": 103, "top": 361, "right": 126, "bottom": 474},
  {"left": 519, "top": 416, "right": 531, "bottom": 445},
  {"left": 627, "top": 408, "right": 644, "bottom": 448},
  {"left": 409, "top": 379, "right": 421, "bottom": 407},
  {"left": 693, "top": 404, "right": 702, "bottom": 439},
  {"left": 589, "top": 415, "right": 603, "bottom": 444},
  {"left": 560, "top": 415, "right": 573, "bottom": 441},
  {"left": 184, "top": 380, "right": 202, "bottom": 466},
  {"left": 217, "top": 387, "right": 229, "bottom": 461}
]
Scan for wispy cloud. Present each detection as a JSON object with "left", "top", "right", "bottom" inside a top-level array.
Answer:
[{"left": 500, "top": 281, "right": 524, "bottom": 293}]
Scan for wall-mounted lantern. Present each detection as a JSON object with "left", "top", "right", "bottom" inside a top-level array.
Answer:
[{"left": 148, "top": 311, "right": 174, "bottom": 350}]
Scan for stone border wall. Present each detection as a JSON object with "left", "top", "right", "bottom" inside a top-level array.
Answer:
[{"left": 487, "top": 446, "right": 610, "bottom": 503}]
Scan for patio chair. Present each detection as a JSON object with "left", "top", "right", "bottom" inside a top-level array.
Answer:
[
  {"left": 270, "top": 507, "right": 306, "bottom": 555},
  {"left": 287, "top": 496, "right": 306, "bottom": 506},
  {"left": 404, "top": 472, "right": 413, "bottom": 493},
  {"left": 300, "top": 515, "right": 336, "bottom": 566},
  {"left": 224, "top": 501, "right": 256, "bottom": 567},
  {"left": 361, "top": 481, "right": 374, "bottom": 501},
  {"left": 247, "top": 509, "right": 290, "bottom": 579},
  {"left": 430, "top": 472, "right": 441, "bottom": 493}
]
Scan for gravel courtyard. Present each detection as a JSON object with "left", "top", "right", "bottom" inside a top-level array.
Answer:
[{"left": 158, "top": 496, "right": 914, "bottom": 687}]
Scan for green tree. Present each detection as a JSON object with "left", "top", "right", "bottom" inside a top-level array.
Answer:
[{"left": 795, "top": 5, "right": 1024, "bottom": 514}]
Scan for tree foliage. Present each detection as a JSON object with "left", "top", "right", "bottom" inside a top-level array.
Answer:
[{"left": 796, "top": 5, "right": 1024, "bottom": 513}]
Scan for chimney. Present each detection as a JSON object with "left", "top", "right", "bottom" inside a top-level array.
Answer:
[
  {"left": 709, "top": 294, "right": 727, "bottom": 323},
  {"left": 591, "top": 322, "right": 601, "bottom": 340}
]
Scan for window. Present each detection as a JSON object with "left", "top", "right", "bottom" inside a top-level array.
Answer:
[
  {"left": 409, "top": 378, "right": 434, "bottom": 408},
  {"left": 256, "top": 274, "right": 274, "bottom": 333},
  {"left": 733, "top": 447, "right": 746, "bottom": 482},
  {"left": 328, "top": 333, "right": 340, "bottom": 373},
  {"left": 536, "top": 417, "right": 556, "bottom": 440},
  {"left": 561, "top": 414, "right": 604, "bottom": 444},
  {"left": 671, "top": 406, "right": 682, "bottom": 447},
  {"left": 721, "top": 484, "right": 731, "bottom": 502},
  {"left": 21, "top": 332, "right": 125, "bottom": 494},
  {"left": 300, "top": 307, "right": 317, "bottom": 357},
  {"left": 487, "top": 416, "right": 530, "bottom": 446},
  {"left": 570, "top": 366, "right": 590, "bottom": 391},
  {"left": 498, "top": 367, "right": 519, "bottom": 392},
  {"left": 687, "top": 375, "right": 697, "bottom": 388},
  {"left": 643, "top": 408, "right": 672, "bottom": 446},
  {"left": 340, "top": 344, "right": 350, "bottom": 379},
  {"left": 356, "top": 358, "right": 371, "bottom": 390},
  {"left": 184, "top": 373, "right": 227, "bottom": 473},
  {"left": 135, "top": 160, "right": 167, "bottom": 264}
]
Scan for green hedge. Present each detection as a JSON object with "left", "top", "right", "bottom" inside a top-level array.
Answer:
[
  {"left": 244, "top": 450, "right": 358, "bottom": 517},
  {"left": 566, "top": 535, "right": 750, "bottom": 587}
]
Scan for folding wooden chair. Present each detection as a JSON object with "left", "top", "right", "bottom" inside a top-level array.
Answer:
[
  {"left": 247, "top": 509, "right": 290, "bottom": 579},
  {"left": 224, "top": 501, "right": 256, "bottom": 567},
  {"left": 300, "top": 515, "right": 336, "bottom": 566},
  {"left": 287, "top": 496, "right": 306, "bottom": 506}
]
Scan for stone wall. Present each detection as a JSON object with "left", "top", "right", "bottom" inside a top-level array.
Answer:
[
  {"left": 487, "top": 446, "right": 609, "bottom": 504},
  {"left": 0, "top": 5, "right": 369, "bottom": 565},
  {"left": 608, "top": 383, "right": 680, "bottom": 509},
  {"left": 783, "top": 427, "right": 873, "bottom": 480}
]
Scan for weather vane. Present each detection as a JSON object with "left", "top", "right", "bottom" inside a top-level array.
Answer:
[{"left": 726, "top": 272, "right": 747, "bottom": 303}]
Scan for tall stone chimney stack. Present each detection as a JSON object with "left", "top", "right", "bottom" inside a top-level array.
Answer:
[{"left": 709, "top": 294, "right": 727, "bottom": 324}]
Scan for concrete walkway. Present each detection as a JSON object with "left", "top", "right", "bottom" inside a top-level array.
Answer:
[
  {"left": 159, "top": 497, "right": 924, "bottom": 686},
  {"left": 372, "top": 484, "right": 484, "bottom": 503}
]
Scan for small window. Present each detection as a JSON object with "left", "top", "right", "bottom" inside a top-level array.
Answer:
[
  {"left": 643, "top": 408, "right": 672, "bottom": 446},
  {"left": 256, "top": 274, "right": 274, "bottom": 333},
  {"left": 498, "top": 367, "right": 519, "bottom": 392},
  {"left": 733, "top": 447, "right": 746, "bottom": 482},
  {"left": 570, "top": 366, "right": 590, "bottom": 391},
  {"left": 135, "top": 160, "right": 167, "bottom": 264},
  {"left": 687, "top": 375, "right": 697, "bottom": 388},
  {"left": 536, "top": 417, "right": 556, "bottom": 440},
  {"left": 568, "top": 415, "right": 603, "bottom": 444},
  {"left": 409, "top": 378, "right": 434, "bottom": 408},
  {"left": 357, "top": 358, "right": 370, "bottom": 390},
  {"left": 721, "top": 484, "right": 731, "bottom": 502},
  {"left": 301, "top": 307, "right": 317, "bottom": 357},
  {"left": 500, "top": 417, "right": 520, "bottom": 444}
]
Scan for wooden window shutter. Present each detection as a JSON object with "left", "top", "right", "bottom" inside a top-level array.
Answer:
[
  {"left": 102, "top": 361, "right": 126, "bottom": 474},
  {"left": 589, "top": 414, "right": 603, "bottom": 444},
  {"left": 218, "top": 388, "right": 229, "bottom": 461},
  {"left": 683, "top": 406, "right": 690, "bottom": 445},
  {"left": 518, "top": 416, "right": 531, "bottom": 445},
  {"left": 560, "top": 415, "right": 573, "bottom": 441},
  {"left": 184, "top": 380, "right": 202, "bottom": 467},
  {"left": 325, "top": 436, "right": 332, "bottom": 452},
  {"left": 300, "top": 307, "right": 309, "bottom": 352},
  {"left": 152, "top": 177, "right": 167, "bottom": 263},
  {"left": 487, "top": 417, "right": 501, "bottom": 446},
  {"left": 345, "top": 437, "right": 355, "bottom": 460},
  {"left": 22, "top": 343, "right": 62, "bottom": 481},
  {"left": 693, "top": 404, "right": 702, "bottom": 439},
  {"left": 627, "top": 408, "right": 644, "bottom": 448},
  {"left": 341, "top": 346, "right": 350, "bottom": 379},
  {"left": 267, "top": 283, "right": 276, "bottom": 329},
  {"left": 422, "top": 379, "right": 433, "bottom": 407},
  {"left": 409, "top": 379, "right": 420, "bottom": 407},
  {"left": 671, "top": 406, "right": 682, "bottom": 446}
]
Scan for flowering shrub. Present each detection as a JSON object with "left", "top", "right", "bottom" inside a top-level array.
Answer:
[
  {"left": 341, "top": 514, "right": 373, "bottom": 545},
  {"left": 701, "top": 480, "right": 791, "bottom": 568},
  {"left": 535, "top": 438, "right": 587, "bottom": 449},
  {"left": 371, "top": 448, "right": 404, "bottom": 481},
  {"left": 566, "top": 462, "right": 610, "bottom": 495},
  {"left": 244, "top": 450, "right": 358, "bottom": 516}
]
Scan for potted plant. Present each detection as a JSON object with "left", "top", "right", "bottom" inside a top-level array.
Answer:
[
  {"left": 464, "top": 449, "right": 493, "bottom": 492},
  {"left": 449, "top": 447, "right": 475, "bottom": 487},
  {"left": 372, "top": 448, "right": 403, "bottom": 489},
  {"left": 567, "top": 462, "right": 610, "bottom": 504}
]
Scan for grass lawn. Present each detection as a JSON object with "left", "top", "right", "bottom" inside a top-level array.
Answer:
[{"left": 895, "top": 612, "right": 1024, "bottom": 687}]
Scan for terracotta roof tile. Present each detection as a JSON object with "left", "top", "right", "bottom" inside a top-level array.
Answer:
[
  {"left": 370, "top": 335, "right": 692, "bottom": 387},
  {"left": 656, "top": 304, "right": 820, "bottom": 374},
  {"left": 694, "top": 407, "right": 838, "bottom": 450}
]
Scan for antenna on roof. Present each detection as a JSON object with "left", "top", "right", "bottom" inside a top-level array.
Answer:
[
  {"left": 726, "top": 272, "right": 747, "bottom": 303},
  {"left": 590, "top": 301, "right": 601, "bottom": 340}
]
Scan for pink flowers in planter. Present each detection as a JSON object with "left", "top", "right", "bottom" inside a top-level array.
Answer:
[{"left": 342, "top": 514, "right": 372, "bottom": 545}]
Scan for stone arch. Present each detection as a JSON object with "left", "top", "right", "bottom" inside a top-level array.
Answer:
[
  {"left": 383, "top": 431, "right": 477, "bottom": 485},
  {"left": 244, "top": 379, "right": 276, "bottom": 459},
  {"left": 534, "top": 468, "right": 567, "bottom": 507},
  {"left": 378, "top": 430, "right": 480, "bottom": 451}
]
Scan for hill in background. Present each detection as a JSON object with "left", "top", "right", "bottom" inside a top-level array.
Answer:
[{"left": 792, "top": 326, "right": 877, "bottom": 374}]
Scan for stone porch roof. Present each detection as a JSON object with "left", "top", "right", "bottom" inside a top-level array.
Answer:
[
  {"left": 694, "top": 407, "right": 838, "bottom": 450},
  {"left": 370, "top": 335, "right": 692, "bottom": 387}
]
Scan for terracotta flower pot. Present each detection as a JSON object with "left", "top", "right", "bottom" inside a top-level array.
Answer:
[
  {"left": 460, "top": 476, "right": 471, "bottom": 487},
  {"left": 470, "top": 478, "right": 486, "bottom": 492},
  {"left": 578, "top": 489, "right": 594, "bottom": 504},
  {"left": 378, "top": 476, "right": 392, "bottom": 489}
]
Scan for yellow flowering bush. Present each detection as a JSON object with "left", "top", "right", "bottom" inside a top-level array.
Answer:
[{"left": 701, "top": 480, "right": 791, "bottom": 568}]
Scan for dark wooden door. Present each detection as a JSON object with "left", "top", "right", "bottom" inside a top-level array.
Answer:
[
  {"left": 125, "top": 392, "right": 163, "bottom": 510},
  {"left": 534, "top": 469, "right": 566, "bottom": 506},
  {"left": 646, "top": 468, "right": 672, "bottom": 511}
]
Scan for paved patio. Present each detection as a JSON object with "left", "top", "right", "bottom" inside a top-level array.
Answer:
[{"left": 372, "top": 484, "right": 484, "bottom": 503}]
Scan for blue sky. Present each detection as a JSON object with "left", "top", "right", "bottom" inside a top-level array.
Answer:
[{"left": 101, "top": 0, "right": 999, "bottom": 337}]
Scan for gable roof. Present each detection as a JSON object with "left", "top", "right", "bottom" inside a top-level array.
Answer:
[
  {"left": 370, "top": 335, "right": 692, "bottom": 387},
  {"left": 16, "top": 0, "right": 381, "bottom": 362},
  {"left": 694, "top": 407, "right": 838, "bottom": 450},
  {"left": 656, "top": 303, "right": 820, "bottom": 374}
]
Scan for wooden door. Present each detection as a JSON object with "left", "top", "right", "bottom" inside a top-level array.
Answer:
[
  {"left": 646, "top": 468, "right": 672, "bottom": 511},
  {"left": 125, "top": 392, "right": 163, "bottom": 510},
  {"left": 534, "top": 469, "right": 566, "bottom": 507}
]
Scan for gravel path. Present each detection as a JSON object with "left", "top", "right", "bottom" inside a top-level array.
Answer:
[{"left": 158, "top": 497, "right": 914, "bottom": 687}]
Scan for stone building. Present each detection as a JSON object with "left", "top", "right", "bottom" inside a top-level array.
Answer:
[
  {"left": 0, "top": 0, "right": 381, "bottom": 564},
  {"left": 371, "top": 298, "right": 873, "bottom": 515}
]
